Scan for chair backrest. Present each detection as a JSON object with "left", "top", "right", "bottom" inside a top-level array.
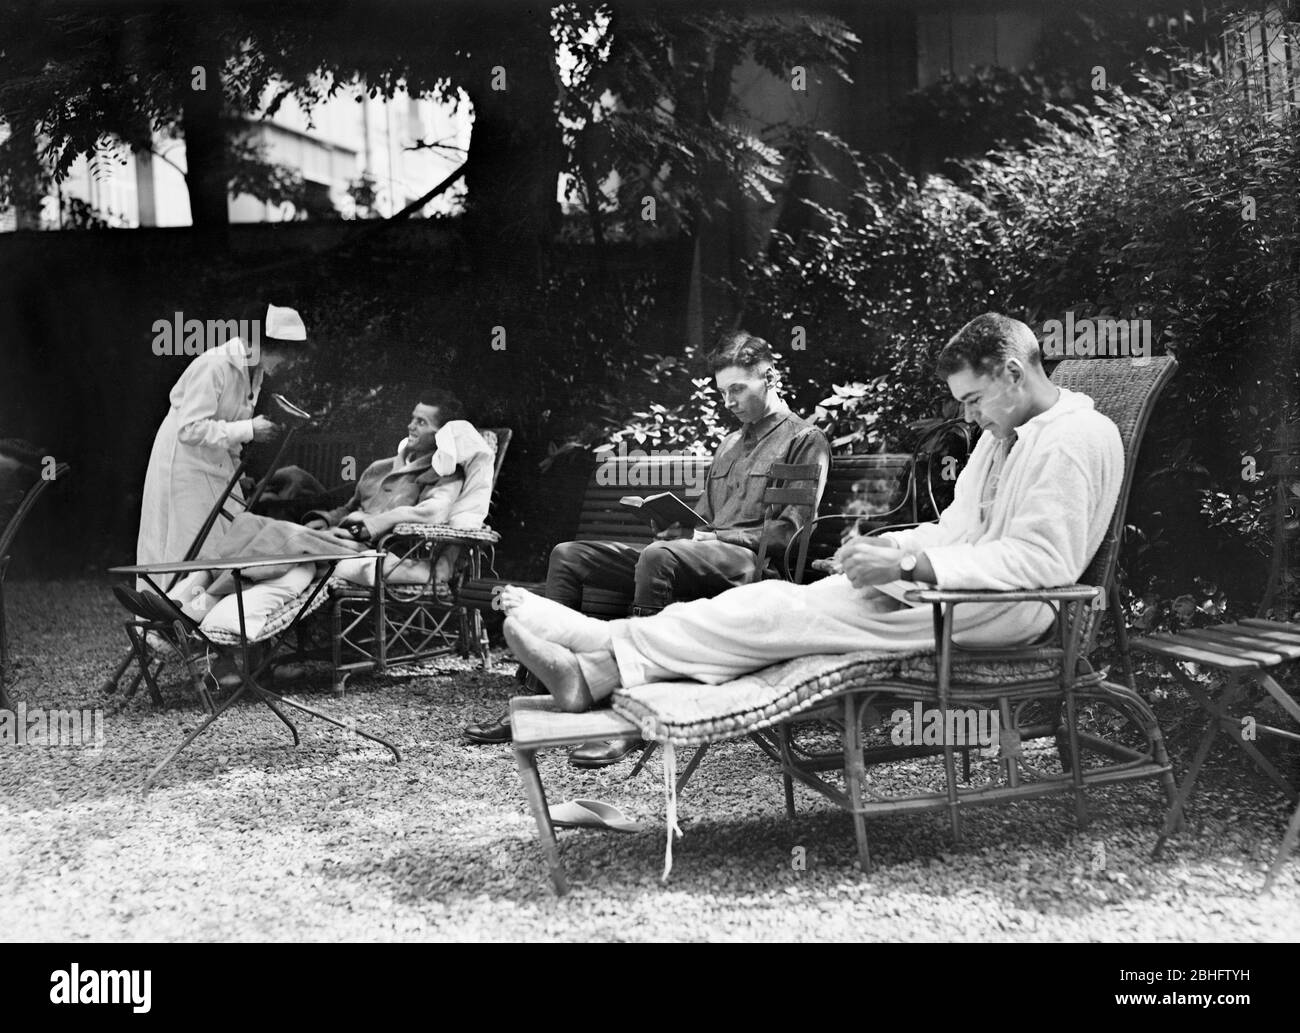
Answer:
[
  {"left": 478, "top": 427, "right": 512, "bottom": 524},
  {"left": 275, "top": 432, "right": 379, "bottom": 488},
  {"left": 822, "top": 454, "right": 915, "bottom": 522},
  {"left": 755, "top": 462, "right": 825, "bottom": 582},
  {"left": 1049, "top": 356, "right": 1177, "bottom": 651},
  {"left": 803, "top": 453, "right": 915, "bottom": 563}
]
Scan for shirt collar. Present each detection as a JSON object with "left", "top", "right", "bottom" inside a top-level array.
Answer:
[
  {"left": 394, "top": 439, "right": 436, "bottom": 473},
  {"left": 742, "top": 401, "right": 791, "bottom": 442}
]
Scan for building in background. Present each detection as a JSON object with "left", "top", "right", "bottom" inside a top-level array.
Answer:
[{"left": 0, "top": 81, "right": 470, "bottom": 230}]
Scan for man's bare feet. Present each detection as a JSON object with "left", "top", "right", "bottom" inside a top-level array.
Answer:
[
  {"left": 498, "top": 584, "right": 534, "bottom": 614},
  {"left": 503, "top": 618, "right": 594, "bottom": 713},
  {"left": 502, "top": 589, "right": 611, "bottom": 653}
]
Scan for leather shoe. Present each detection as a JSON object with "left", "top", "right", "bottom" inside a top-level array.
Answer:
[
  {"left": 569, "top": 737, "right": 645, "bottom": 769},
  {"left": 514, "top": 665, "right": 547, "bottom": 695},
  {"left": 465, "top": 709, "right": 512, "bottom": 744}
]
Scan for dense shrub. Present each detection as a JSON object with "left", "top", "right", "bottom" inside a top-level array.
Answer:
[{"left": 717, "top": 40, "right": 1300, "bottom": 637}]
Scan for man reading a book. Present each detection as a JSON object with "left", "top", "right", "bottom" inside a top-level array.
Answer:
[{"left": 465, "top": 331, "right": 830, "bottom": 756}]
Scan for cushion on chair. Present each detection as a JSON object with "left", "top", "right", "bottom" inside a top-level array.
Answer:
[
  {"left": 896, "top": 651, "right": 1061, "bottom": 686},
  {"left": 611, "top": 648, "right": 1069, "bottom": 746},
  {"left": 388, "top": 523, "right": 501, "bottom": 543},
  {"left": 612, "top": 649, "right": 926, "bottom": 746},
  {"left": 202, "top": 580, "right": 338, "bottom": 646}
]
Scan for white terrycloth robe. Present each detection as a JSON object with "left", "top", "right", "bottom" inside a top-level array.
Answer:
[
  {"left": 604, "top": 387, "right": 1123, "bottom": 688},
  {"left": 136, "top": 339, "right": 262, "bottom": 575}
]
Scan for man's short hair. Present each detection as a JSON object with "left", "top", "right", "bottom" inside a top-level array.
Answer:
[
  {"left": 706, "top": 330, "right": 775, "bottom": 375},
  {"left": 936, "top": 313, "right": 1043, "bottom": 378},
  {"left": 418, "top": 389, "right": 465, "bottom": 423}
]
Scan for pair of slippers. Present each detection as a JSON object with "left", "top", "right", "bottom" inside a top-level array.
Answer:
[
  {"left": 112, "top": 586, "right": 198, "bottom": 632},
  {"left": 548, "top": 799, "right": 644, "bottom": 833}
]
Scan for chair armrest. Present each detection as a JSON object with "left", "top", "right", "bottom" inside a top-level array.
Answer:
[
  {"left": 912, "top": 584, "right": 1103, "bottom": 692},
  {"left": 904, "top": 584, "right": 1102, "bottom": 606},
  {"left": 863, "top": 521, "right": 921, "bottom": 537},
  {"left": 387, "top": 523, "right": 501, "bottom": 545}
]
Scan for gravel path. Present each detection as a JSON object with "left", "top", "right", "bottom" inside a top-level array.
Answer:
[{"left": 2, "top": 578, "right": 1298, "bottom": 942}]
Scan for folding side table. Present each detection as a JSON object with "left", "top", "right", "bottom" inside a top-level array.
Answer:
[{"left": 1135, "top": 619, "right": 1300, "bottom": 890}]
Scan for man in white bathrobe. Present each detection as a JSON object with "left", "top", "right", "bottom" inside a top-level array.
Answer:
[{"left": 500, "top": 312, "right": 1124, "bottom": 711}]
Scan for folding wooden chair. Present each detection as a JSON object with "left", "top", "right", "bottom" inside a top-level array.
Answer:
[{"left": 102, "top": 394, "right": 312, "bottom": 701}]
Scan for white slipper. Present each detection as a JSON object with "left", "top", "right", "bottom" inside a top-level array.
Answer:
[{"left": 548, "top": 798, "right": 645, "bottom": 833}]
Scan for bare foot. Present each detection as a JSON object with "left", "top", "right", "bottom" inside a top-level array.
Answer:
[
  {"left": 505, "top": 591, "right": 611, "bottom": 653},
  {"left": 503, "top": 618, "right": 594, "bottom": 713},
  {"left": 498, "top": 584, "right": 534, "bottom": 614}
]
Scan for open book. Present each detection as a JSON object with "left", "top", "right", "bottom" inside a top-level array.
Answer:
[{"left": 619, "top": 492, "right": 707, "bottom": 529}]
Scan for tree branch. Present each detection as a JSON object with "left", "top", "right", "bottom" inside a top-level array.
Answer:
[
  {"left": 151, "top": 145, "right": 188, "bottom": 180},
  {"left": 384, "top": 161, "right": 466, "bottom": 222},
  {"left": 221, "top": 161, "right": 468, "bottom": 282}
]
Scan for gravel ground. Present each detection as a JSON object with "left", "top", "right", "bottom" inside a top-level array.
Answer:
[{"left": 2, "top": 577, "right": 1299, "bottom": 942}]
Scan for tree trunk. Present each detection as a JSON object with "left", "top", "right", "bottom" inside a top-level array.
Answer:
[
  {"left": 679, "top": 31, "right": 742, "bottom": 346},
  {"left": 179, "top": 12, "right": 229, "bottom": 234},
  {"left": 460, "top": 17, "right": 563, "bottom": 280},
  {"left": 5, "top": 116, "right": 45, "bottom": 230}
]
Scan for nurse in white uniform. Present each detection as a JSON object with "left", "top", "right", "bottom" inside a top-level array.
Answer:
[{"left": 135, "top": 304, "right": 306, "bottom": 579}]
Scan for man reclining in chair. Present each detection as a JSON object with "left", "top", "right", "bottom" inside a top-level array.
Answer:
[
  {"left": 156, "top": 389, "right": 493, "bottom": 643},
  {"left": 501, "top": 313, "right": 1124, "bottom": 709}
]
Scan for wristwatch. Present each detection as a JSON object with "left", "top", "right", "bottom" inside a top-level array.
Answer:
[{"left": 899, "top": 553, "right": 918, "bottom": 577}]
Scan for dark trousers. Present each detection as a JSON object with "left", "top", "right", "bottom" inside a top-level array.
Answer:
[{"left": 545, "top": 539, "right": 760, "bottom": 613}]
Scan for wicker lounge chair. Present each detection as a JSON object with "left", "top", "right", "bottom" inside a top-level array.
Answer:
[
  {"left": 513, "top": 356, "right": 1180, "bottom": 892},
  {"left": 322, "top": 427, "right": 512, "bottom": 692}
]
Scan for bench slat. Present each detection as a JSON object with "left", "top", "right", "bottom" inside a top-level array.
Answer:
[
  {"left": 1194, "top": 628, "right": 1300, "bottom": 661},
  {"left": 1132, "top": 634, "right": 1262, "bottom": 670}
]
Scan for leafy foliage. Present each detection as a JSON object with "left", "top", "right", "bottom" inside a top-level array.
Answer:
[
  {"left": 726, "top": 15, "right": 1300, "bottom": 631},
  {"left": 552, "top": 2, "right": 859, "bottom": 243}
]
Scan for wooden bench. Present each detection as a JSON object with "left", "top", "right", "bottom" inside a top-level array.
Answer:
[{"left": 457, "top": 451, "right": 917, "bottom": 617}]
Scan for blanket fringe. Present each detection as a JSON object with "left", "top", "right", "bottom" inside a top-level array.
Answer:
[{"left": 661, "top": 741, "right": 683, "bottom": 882}]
